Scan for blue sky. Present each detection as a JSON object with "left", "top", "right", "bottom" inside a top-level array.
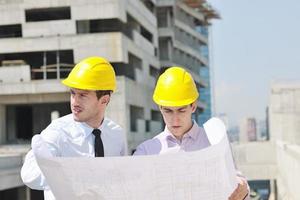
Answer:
[{"left": 207, "top": 0, "right": 300, "bottom": 127}]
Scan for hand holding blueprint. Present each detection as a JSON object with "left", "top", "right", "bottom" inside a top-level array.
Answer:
[{"left": 36, "top": 118, "right": 237, "bottom": 200}]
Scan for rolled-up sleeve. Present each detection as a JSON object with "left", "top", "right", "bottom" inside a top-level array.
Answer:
[
  {"left": 21, "top": 149, "right": 48, "bottom": 190},
  {"left": 21, "top": 125, "right": 61, "bottom": 190}
]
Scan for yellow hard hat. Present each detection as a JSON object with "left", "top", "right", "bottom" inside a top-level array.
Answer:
[
  {"left": 153, "top": 66, "right": 199, "bottom": 106},
  {"left": 62, "top": 56, "right": 116, "bottom": 91}
]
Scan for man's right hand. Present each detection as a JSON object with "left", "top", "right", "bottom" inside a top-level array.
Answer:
[{"left": 228, "top": 176, "right": 249, "bottom": 200}]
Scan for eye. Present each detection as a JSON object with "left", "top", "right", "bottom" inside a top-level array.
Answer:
[
  {"left": 70, "top": 90, "right": 75, "bottom": 96},
  {"left": 164, "top": 109, "right": 172, "bottom": 113},
  {"left": 80, "top": 93, "right": 88, "bottom": 98}
]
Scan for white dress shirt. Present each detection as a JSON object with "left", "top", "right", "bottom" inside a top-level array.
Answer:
[{"left": 21, "top": 114, "right": 126, "bottom": 200}]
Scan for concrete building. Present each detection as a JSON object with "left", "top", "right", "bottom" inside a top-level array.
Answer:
[
  {"left": 0, "top": 0, "right": 217, "bottom": 199},
  {"left": 0, "top": 0, "right": 164, "bottom": 152},
  {"left": 198, "top": 65, "right": 212, "bottom": 124},
  {"left": 231, "top": 141, "right": 277, "bottom": 199},
  {"left": 196, "top": 11, "right": 215, "bottom": 125},
  {"left": 269, "top": 80, "right": 300, "bottom": 199},
  {"left": 156, "top": 0, "right": 218, "bottom": 123},
  {"left": 269, "top": 80, "right": 300, "bottom": 144}
]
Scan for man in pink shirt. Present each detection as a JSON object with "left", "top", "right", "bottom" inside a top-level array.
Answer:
[{"left": 134, "top": 66, "right": 249, "bottom": 200}]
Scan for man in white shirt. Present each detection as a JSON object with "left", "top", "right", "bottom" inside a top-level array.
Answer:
[
  {"left": 134, "top": 66, "right": 249, "bottom": 200},
  {"left": 21, "top": 56, "right": 126, "bottom": 200}
]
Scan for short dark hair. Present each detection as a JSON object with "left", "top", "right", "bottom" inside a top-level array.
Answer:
[{"left": 95, "top": 90, "right": 112, "bottom": 100}]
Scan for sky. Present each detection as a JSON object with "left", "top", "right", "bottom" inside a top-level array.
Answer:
[{"left": 207, "top": 0, "right": 300, "bottom": 127}]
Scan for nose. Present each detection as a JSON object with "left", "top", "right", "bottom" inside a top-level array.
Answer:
[
  {"left": 71, "top": 94, "right": 80, "bottom": 105},
  {"left": 172, "top": 114, "right": 180, "bottom": 126}
]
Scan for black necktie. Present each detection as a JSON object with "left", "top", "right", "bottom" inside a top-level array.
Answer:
[{"left": 92, "top": 129, "right": 104, "bottom": 157}]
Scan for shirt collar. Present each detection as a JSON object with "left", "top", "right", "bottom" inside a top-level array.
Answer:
[
  {"left": 75, "top": 118, "right": 107, "bottom": 139},
  {"left": 185, "top": 120, "right": 199, "bottom": 140},
  {"left": 164, "top": 120, "right": 199, "bottom": 142}
]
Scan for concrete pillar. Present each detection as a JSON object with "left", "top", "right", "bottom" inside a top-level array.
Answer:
[
  {"left": 18, "top": 186, "right": 27, "bottom": 200},
  {"left": 167, "top": 7, "right": 172, "bottom": 27},
  {"left": 268, "top": 179, "right": 277, "bottom": 200},
  {"left": 25, "top": 186, "right": 31, "bottom": 200},
  {"left": 168, "top": 39, "right": 172, "bottom": 61},
  {"left": 6, "top": 106, "right": 16, "bottom": 142},
  {"left": 0, "top": 104, "right": 6, "bottom": 144},
  {"left": 51, "top": 110, "right": 60, "bottom": 121}
]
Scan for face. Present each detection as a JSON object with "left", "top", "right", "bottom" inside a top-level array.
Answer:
[
  {"left": 70, "top": 88, "right": 110, "bottom": 128},
  {"left": 160, "top": 102, "right": 197, "bottom": 140}
]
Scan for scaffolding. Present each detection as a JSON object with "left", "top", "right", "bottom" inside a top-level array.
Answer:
[{"left": 183, "top": 0, "right": 220, "bottom": 24}]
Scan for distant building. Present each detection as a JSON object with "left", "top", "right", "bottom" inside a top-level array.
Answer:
[
  {"left": 265, "top": 107, "right": 270, "bottom": 140},
  {"left": 217, "top": 113, "right": 229, "bottom": 128},
  {"left": 269, "top": 80, "right": 300, "bottom": 199},
  {"left": 227, "top": 126, "right": 239, "bottom": 143},
  {"left": 217, "top": 113, "right": 239, "bottom": 142},
  {"left": 257, "top": 120, "right": 267, "bottom": 141},
  {"left": 239, "top": 118, "right": 257, "bottom": 142},
  {"left": 231, "top": 80, "right": 300, "bottom": 200},
  {"left": 269, "top": 80, "right": 300, "bottom": 144}
]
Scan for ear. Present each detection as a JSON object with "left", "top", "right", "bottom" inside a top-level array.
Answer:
[
  {"left": 100, "top": 95, "right": 110, "bottom": 105},
  {"left": 159, "top": 105, "right": 163, "bottom": 112},
  {"left": 191, "top": 101, "right": 197, "bottom": 113}
]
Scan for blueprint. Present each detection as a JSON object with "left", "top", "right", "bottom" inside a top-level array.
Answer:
[{"left": 35, "top": 118, "right": 237, "bottom": 200}]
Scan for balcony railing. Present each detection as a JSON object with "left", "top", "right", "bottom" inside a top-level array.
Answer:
[{"left": 31, "top": 63, "right": 74, "bottom": 80}]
